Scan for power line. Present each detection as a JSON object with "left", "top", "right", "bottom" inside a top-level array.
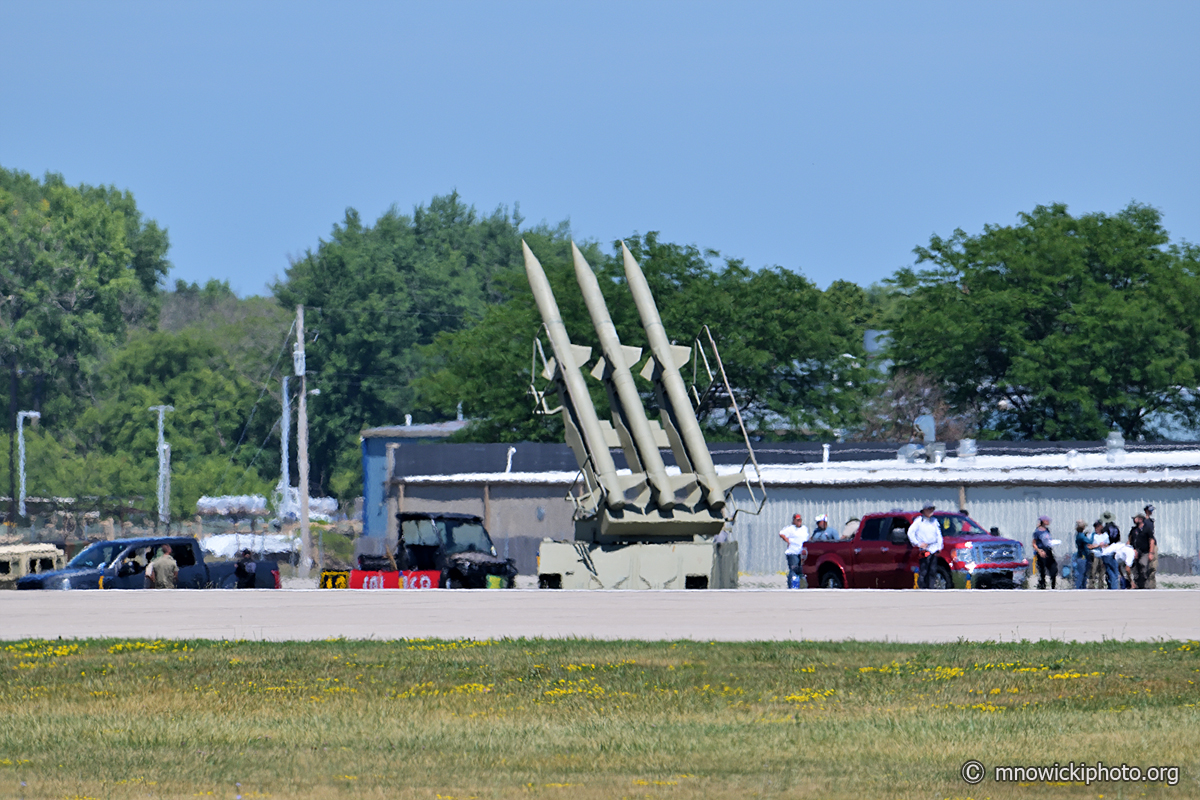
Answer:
[{"left": 217, "top": 318, "right": 296, "bottom": 493}]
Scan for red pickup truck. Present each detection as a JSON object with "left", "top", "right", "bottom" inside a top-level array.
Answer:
[{"left": 802, "top": 510, "right": 1029, "bottom": 590}]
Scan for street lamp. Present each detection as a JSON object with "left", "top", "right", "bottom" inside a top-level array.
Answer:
[{"left": 17, "top": 410, "right": 40, "bottom": 518}]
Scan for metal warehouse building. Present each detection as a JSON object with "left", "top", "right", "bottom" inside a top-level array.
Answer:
[{"left": 363, "top": 437, "right": 1200, "bottom": 577}]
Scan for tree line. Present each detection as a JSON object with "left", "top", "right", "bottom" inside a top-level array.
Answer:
[{"left": 3, "top": 164, "right": 1199, "bottom": 521}]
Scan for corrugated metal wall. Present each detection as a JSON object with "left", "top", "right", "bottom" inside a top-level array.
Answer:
[{"left": 732, "top": 484, "right": 1199, "bottom": 575}]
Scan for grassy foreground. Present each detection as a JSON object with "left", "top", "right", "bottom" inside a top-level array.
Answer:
[{"left": 1, "top": 638, "right": 1197, "bottom": 800}]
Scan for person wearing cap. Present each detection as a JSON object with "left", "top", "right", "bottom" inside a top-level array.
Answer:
[
  {"left": 809, "top": 514, "right": 837, "bottom": 542},
  {"left": 1072, "top": 519, "right": 1093, "bottom": 590},
  {"left": 1032, "top": 515, "right": 1057, "bottom": 590},
  {"left": 906, "top": 503, "right": 943, "bottom": 589},
  {"left": 1130, "top": 512, "right": 1157, "bottom": 589},
  {"left": 778, "top": 513, "right": 810, "bottom": 588}
]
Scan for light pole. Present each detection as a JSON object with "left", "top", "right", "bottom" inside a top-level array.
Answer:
[
  {"left": 16, "top": 410, "right": 40, "bottom": 519},
  {"left": 149, "top": 405, "right": 174, "bottom": 528},
  {"left": 277, "top": 375, "right": 291, "bottom": 519}
]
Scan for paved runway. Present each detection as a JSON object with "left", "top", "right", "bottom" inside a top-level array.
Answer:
[{"left": 2, "top": 588, "right": 1197, "bottom": 642}]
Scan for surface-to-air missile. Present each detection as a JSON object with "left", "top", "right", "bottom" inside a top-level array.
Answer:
[
  {"left": 522, "top": 241, "right": 631, "bottom": 512},
  {"left": 526, "top": 239, "right": 752, "bottom": 588},
  {"left": 621, "top": 242, "right": 744, "bottom": 512},
  {"left": 571, "top": 242, "right": 679, "bottom": 512}
]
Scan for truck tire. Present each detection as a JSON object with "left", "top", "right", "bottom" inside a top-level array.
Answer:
[
  {"left": 819, "top": 568, "right": 844, "bottom": 589},
  {"left": 930, "top": 564, "right": 952, "bottom": 590}
]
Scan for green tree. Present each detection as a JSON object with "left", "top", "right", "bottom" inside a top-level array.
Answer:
[
  {"left": 272, "top": 193, "right": 523, "bottom": 494},
  {"left": 887, "top": 202, "right": 1200, "bottom": 439},
  {"left": 68, "top": 331, "right": 274, "bottom": 518},
  {"left": 420, "top": 231, "right": 868, "bottom": 442},
  {"left": 0, "top": 168, "right": 170, "bottom": 412},
  {"left": 417, "top": 225, "right": 594, "bottom": 442}
]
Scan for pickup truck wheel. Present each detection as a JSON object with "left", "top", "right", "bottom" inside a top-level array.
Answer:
[
  {"left": 819, "top": 569, "right": 844, "bottom": 589},
  {"left": 930, "top": 565, "right": 952, "bottom": 590}
]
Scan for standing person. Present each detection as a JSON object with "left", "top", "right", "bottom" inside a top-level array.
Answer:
[
  {"left": 1089, "top": 520, "right": 1115, "bottom": 589},
  {"left": 1072, "top": 520, "right": 1093, "bottom": 590},
  {"left": 1130, "top": 512, "right": 1157, "bottom": 589},
  {"left": 147, "top": 544, "right": 178, "bottom": 589},
  {"left": 810, "top": 514, "right": 836, "bottom": 541},
  {"left": 906, "top": 503, "right": 944, "bottom": 589},
  {"left": 235, "top": 548, "right": 258, "bottom": 589},
  {"left": 1032, "top": 516, "right": 1057, "bottom": 590},
  {"left": 778, "top": 514, "right": 810, "bottom": 589},
  {"left": 1142, "top": 504, "right": 1156, "bottom": 540}
]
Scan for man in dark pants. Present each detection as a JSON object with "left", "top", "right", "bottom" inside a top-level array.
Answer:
[
  {"left": 1032, "top": 516, "right": 1057, "bottom": 589},
  {"left": 1130, "top": 512, "right": 1157, "bottom": 589},
  {"left": 1073, "top": 519, "right": 1093, "bottom": 590},
  {"left": 906, "top": 503, "right": 944, "bottom": 588}
]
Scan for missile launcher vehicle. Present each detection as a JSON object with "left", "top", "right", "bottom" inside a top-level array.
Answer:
[{"left": 526, "top": 241, "right": 764, "bottom": 589}]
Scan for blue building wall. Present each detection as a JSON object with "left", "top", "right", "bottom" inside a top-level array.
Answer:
[{"left": 361, "top": 435, "right": 390, "bottom": 537}]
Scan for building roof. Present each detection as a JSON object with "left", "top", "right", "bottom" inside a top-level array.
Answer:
[
  {"left": 362, "top": 421, "right": 469, "bottom": 439},
  {"left": 392, "top": 442, "right": 1200, "bottom": 488}
]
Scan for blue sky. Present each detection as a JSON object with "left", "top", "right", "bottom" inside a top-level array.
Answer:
[{"left": 2, "top": 0, "right": 1197, "bottom": 296}]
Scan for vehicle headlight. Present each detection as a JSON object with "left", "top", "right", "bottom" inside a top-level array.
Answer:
[{"left": 60, "top": 577, "right": 72, "bottom": 590}]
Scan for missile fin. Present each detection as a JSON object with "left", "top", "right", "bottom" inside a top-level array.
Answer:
[
  {"left": 646, "top": 419, "right": 671, "bottom": 449},
  {"left": 589, "top": 357, "right": 607, "bottom": 381},
  {"left": 570, "top": 344, "right": 592, "bottom": 367},
  {"left": 639, "top": 357, "right": 657, "bottom": 382},
  {"left": 618, "top": 473, "right": 648, "bottom": 490},
  {"left": 597, "top": 419, "right": 622, "bottom": 449},
  {"left": 669, "top": 344, "right": 691, "bottom": 370},
  {"left": 620, "top": 345, "right": 643, "bottom": 370},
  {"left": 719, "top": 472, "right": 747, "bottom": 492}
]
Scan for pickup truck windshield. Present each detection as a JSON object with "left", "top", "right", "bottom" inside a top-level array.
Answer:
[
  {"left": 68, "top": 543, "right": 128, "bottom": 569},
  {"left": 935, "top": 514, "right": 986, "bottom": 535}
]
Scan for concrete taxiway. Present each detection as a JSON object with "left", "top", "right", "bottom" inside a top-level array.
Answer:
[{"left": 2, "top": 588, "right": 1197, "bottom": 642}]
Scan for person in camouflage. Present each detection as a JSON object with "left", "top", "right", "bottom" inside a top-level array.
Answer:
[{"left": 147, "top": 544, "right": 178, "bottom": 589}]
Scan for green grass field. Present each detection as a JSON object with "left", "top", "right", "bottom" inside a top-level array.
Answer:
[{"left": 1, "top": 637, "right": 1197, "bottom": 799}]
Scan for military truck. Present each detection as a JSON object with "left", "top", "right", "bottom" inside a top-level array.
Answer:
[
  {"left": 525, "top": 241, "right": 763, "bottom": 590},
  {"left": 0, "top": 543, "right": 65, "bottom": 590}
]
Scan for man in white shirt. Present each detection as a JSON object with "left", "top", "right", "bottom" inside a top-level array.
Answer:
[
  {"left": 906, "top": 503, "right": 944, "bottom": 589},
  {"left": 779, "top": 513, "right": 810, "bottom": 588}
]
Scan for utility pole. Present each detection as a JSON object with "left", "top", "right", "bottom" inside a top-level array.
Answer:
[
  {"left": 149, "top": 405, "right": 174, "bottom": 529},
  {"left": 8, "top": 366, "right": 16, "bottom": 530},
  {"left": 16, "top": 410, "right": 40, "bottom": 519},
  {"left": 294, "top": 306, "right": 312, "bottom": 574}
]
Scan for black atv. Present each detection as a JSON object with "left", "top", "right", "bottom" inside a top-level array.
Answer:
[{"left": 357, "top": 511, "right": 517, "bottom": 589}]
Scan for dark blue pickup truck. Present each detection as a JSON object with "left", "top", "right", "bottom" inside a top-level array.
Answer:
[{"left": 16, "top": 537, "right": 279, "bottom": 590}]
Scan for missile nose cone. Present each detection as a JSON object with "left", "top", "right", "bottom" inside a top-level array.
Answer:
[{"left": 522, "top": 239, "right": 540, "bottom": 271}]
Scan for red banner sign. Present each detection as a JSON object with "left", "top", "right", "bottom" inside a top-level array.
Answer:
[{"left": 348, "top": 570, "right": 440, "bottom": 590}]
